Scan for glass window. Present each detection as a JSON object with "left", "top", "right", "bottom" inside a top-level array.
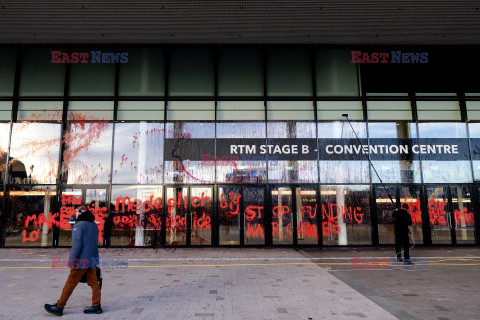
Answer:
[
  {"left": 166, "top": 101, "right": 214, "bottom": 121},
  {"left": 466, "top": 101, "right": 480, "bottom": 121},
  {"left": 267, "top": 48, "right": 312, "bottom": 97},
  {"left": 267, "top": 121, "right": 318, "bottom": 183},
  {"left": 118, "top": 48, "right": 165, "bottom": 96},
  {"left": 168, "top": 48, "right": 214, "bottom": 97},
  {"left": 218, "top": 48, "right": 263, "bottom": 97},
  {"left": 110, "top": 185, "right": 163, "bottom": 246},
  {"left": 316, "top": 49, "right": 359, "bottom": 97},
  {"left": 0, "top": 121, "right": 11, "bottom": 183},
  {"left": 164, "top": 122, "right": 215, "bottom": 184},
  {"left": 19, "top": 48, "right": 65, "bottom": 96},
  {"left": 321, "top": 185, "right": 371, "bottom": 245},
  {"left": 112, "top": 122, "right": 164, "bottom": 184},
  {"left": 416, "top": 101, "right": 461, "bottom": 121},
  {"left": 317, "top": 101, "right": 363, "bottom": 121},
  {"left": 0, "top": 49, "right": 16, "bottom": 96},
  {"left": 117, "top": 101, "right": 164, "bottom": 121},
  {"left": 69, "top": 56, "right": 115, "bottom": 96},
  {"left": 216, "top": 122, "right": 267, "bottom": 184},
  {"left": 17, "top": 101, "right": 63, "bottom": 121},
  {"left": 267, "top": 101, "right": 314, "bottom": 121},
  {"left": 217, "top": 101, "right": 265, "bottom": 121},
  {"left": 4, "top": 186, "right": 56, "bottom": 247},
  {"left": 367, "top": 101, "right": 412, "bottom": 121},
  {"left": 68, "top": 101, "right": 114, "bottom": 121},
  {"left": 318, "top": 122, "right": 370, "bottom": 183},
  {"left": 418, "top": 122, "right": 471, "bottom": 183},
  {"left": 62, "top": 113, "right": 113, "bottom": 184},
  {"left": 9, "top": 120, "right": 61, "bottom": 184},
  {"left": 0, "top": 101, "right": 12, "bottom": 121},
  {"left": 368, "top": 121, "right": 421, "bottom": 183}
]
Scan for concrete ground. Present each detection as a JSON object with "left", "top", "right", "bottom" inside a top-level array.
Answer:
[{"left": 0, "top": 247, "right": 478, "bottom": 320}]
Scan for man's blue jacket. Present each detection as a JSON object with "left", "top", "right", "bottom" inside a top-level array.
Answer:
[{"left": 68, "top": 211, "right": 99, "bottom": 269}]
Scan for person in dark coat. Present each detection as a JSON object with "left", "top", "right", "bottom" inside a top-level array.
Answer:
[
  {"left": 393, "top": 203, "right": 413, "bottom": 264},
  {"left": 45, "top": 206, "right": 102, "bottom": 316}
]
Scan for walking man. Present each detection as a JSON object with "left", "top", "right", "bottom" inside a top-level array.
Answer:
[
  {"left": 45, "top": 206, "right": 102, "bottom": 316},
  {"left": 393, "top": 203, "right": 413, "bottom": 264}
]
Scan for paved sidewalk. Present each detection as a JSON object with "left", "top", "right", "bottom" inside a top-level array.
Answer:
[{"left": 0, "top": 248, "right": 400, "bottom": 320}]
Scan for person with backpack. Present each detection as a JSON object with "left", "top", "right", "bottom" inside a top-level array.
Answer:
[{"left": 44, "top": 206, "right": 103, "bottom": 316}]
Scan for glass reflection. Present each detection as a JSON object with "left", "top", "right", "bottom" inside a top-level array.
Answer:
[
  {"left": 318, "top": 122, "right": 370, "bottom": 183},
  {"left": 165, "top": 122, "right": 215, "bottom": 184},
  {"left": 217, "top": 122, "right": 267, "bottom": 184},
  {"left": 112, "top": 122, "right": 164, "bottom": 184},
  {"left": 368, "top": 122, "right": 421, "bottom": 183},
  {"left": 296, "top": 187, "right": 318, "bottom": 245},
  {"left": 419, "top": 123, "right": 471, "bottom": 183},
  {"left": 63, "top": 120, "right": 113, "bottom": 184},
  {"left": 321, "top": 185, "right": 371, "bottom": 245},
  {"left": 9, "top": 122, "right": 61, "bottom": 184},
  {"left": 267, "top": 122, "right": 318, "bottom": 183}
]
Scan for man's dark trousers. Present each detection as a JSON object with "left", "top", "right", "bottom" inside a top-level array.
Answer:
[{"left": 395, "top": 233, "right": 410, "bottom": 260}]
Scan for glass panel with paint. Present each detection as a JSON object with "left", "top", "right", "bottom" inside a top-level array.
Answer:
[
  {"left": 271, "top": 186, "right": 293, "bottom": 245},
  {"left": 112, "top": 122, "right": 164, "bottom": 184},
  {"left": 321, "top": 185, "right": 371, "bottom": 245},
  {"left": 452, "top": 186, "right": 475, "bottom": 244},
  {"left": 3, "top": 186, "right": 56, "bottom": 247},
  {"left": 426, "top": 186, "right": 451, "bottom": 244},
  {"left": 295, "top": 187, "right": 319, "bottom": 245},
  {"left": 165, "top": 187, "right": 188, "bottom": 245},
  {"left": 0, "top": 121, "right": 11, "bottom": 183},
  {"left": 190, "top": 187, "right": 213, "bottom": 245},
  {"left": 9, "top": 121, "right": 61, "bottom": 184},
  {"left": 110, "top": 185, "right": 163, "bottom": 247},
  {"left": 243, "top": 186, "right": 265, "bottom": 245},
  {"left": 164, "top": 122, "right": 215, "bottom": 184},
  {"left": 218, "top": 186, "right": 241, "bottom": 245}
]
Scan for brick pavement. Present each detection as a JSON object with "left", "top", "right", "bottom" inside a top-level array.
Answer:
[{"left": 0, "top": 248, "right": 400, "bottom": 320}]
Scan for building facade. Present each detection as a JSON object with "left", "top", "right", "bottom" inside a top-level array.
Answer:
[
  {"left": 0, "top": 46, "right": 479, "bottom": 248},
  {"left": 0, "top": 1, "right": 479, "bottom": 248}
]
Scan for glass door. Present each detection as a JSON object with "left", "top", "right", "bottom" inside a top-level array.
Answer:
[
  {"left": 218, "top": 186, "right": 266, "bottom": 246},
  {"left": 218, "top": 186, "right": 241, "bottom": 245},
  {"left": 165, "top": 187, "right": 188, "bottom": 245},
  {"left": 190, "top": 186, "right": 213, "bottom": 245},
  {"left": 271, "top": 186, "right": 294, "bottom": 245},
  {"left": 243, "top": 186, "right": 265, "bottom": 245},
  {"left": 295, "top": 186, "right": 319, "bottom": 245},
  {"left": 375, "top": 185, "right": 423, "bottom": 245},
  {"left": 57, "top": 187, "right": 108, "bottom": 246},
  {"left": 426, "top": 185, "right": 475, "bottom": 244}
]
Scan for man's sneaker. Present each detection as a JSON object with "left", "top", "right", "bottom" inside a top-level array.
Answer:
[
  {"left": 396, "top": 257, "right": 403, "bottom": 262},
  {"left": 404, "top": 259, "right": 414, "bottom": 265},
  {"left": 44, "top": 303, "right": 64, "bottom": 316},
  {"left": 84, "top": 305, "right": 103, "bottom": 314}
]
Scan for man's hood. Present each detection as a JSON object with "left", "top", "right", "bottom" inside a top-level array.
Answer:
[{"left": 76, "top": 210, "right": 96, "bottom": 222}]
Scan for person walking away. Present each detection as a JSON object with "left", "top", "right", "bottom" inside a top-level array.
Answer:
[
  {"left": 44, "top": 206, "right": 102, "bottom": 316},
  {"left": 393, "top": 203, "right": 413, "bottom": 265}
]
